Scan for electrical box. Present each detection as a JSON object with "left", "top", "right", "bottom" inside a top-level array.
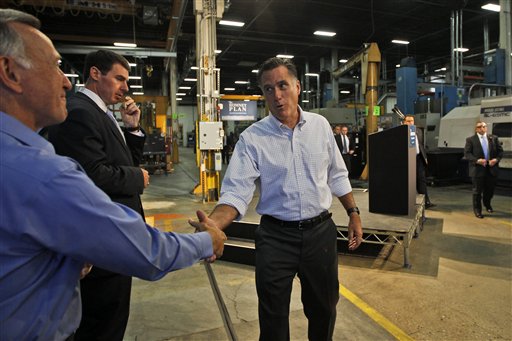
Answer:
[{"left": 199, "top": 121, "right": 223, "bottom": 150}]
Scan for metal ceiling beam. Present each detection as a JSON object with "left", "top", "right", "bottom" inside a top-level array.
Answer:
[{"left": 56, "top": 45, "right": 176, "bottom": 58}]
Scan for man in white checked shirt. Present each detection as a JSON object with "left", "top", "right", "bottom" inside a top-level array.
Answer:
[{"left": 189, "top": 57, "right": 363, "bottom": 341}]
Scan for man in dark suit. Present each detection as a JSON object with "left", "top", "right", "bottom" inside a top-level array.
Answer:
[
  {"left": 48, "top": 50, "right": 149, "bottom": 340},
  {"left": 464, "top": 120, "right": 503, "bottom": 218},
  {"left": 404, "top": 115, "right": 434, "bottom": 208},
  {"left": 334, "top": 124, "right": 355, "bottom": 176}
]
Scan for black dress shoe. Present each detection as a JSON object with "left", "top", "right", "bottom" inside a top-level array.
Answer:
[
  {"left": 474, "top": 210, "right": 484, "bottom": 219},
  {"left": 486, "top": 206, "right": 493, "bottom": 213},
  {"left": 425, "top": 202, "right": 436, "bottom": 209}
]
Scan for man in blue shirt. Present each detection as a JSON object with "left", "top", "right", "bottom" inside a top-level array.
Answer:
[
  {"left": 0, "top": 9, "right": 226, "bottom": 340},
  {"left": 190, "top": 57, "right": 363, "bottom": 340}
]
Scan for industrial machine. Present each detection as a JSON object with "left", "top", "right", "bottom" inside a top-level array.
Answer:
[{"left": 434, "top": 94, "right": 512, "bottom": 184}]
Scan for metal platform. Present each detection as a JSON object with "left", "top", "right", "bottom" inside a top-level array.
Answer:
[{"left": 222, "top": 193, "right": 425, "bottom": 268}]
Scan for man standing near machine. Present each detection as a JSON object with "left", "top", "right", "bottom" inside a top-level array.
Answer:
[
  {"left": 189, "top": 57, "right": 363, "bottom": 340},
  {"left": 403, "top": 115, "right": 435, "bottom": 208},
  {"left": 48, "top": 50, "right": 148, "bottom": 340},
  {"left": 464, "top": 120, "right": 503, "bottom": 218}
]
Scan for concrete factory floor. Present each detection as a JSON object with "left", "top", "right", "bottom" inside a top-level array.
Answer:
[{"left": 124, "top": 147, "right": 511, "bottom": 341}]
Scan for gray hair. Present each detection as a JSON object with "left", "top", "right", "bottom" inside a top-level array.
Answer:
[
  {"left": 257, "top": 57, "right": 298, "bottom": 86},
  {"left": 0, "top": 9, "right": 41, "bottom": 69}
]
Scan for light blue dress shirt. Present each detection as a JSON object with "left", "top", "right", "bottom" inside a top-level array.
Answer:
[
  {"left": 0, "top": 111, "right": 213, "bottom": 340},
  {"left": 218, "top": 108, "right": 351, "bottom": 221}
]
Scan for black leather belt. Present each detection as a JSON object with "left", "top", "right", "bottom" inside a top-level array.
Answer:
[{"left": 263, "top": 211, "right": 332, "bottom": 230}]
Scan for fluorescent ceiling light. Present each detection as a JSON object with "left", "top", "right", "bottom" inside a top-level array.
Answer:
[
  {"left": 340, "top": 90, "right": 350, "bottom": 94},
  {"left": 179, "top": 86, "right": 191, "bottom": 89},
  {"left": 114, "top": 42, "right": 137, "bottom": 48},
  {"left": 276, "top": 54, "right": 294, "bottom": 59},
  {"left": 302, "top": 90, "right": 312, "bottom": 93},
  {"left": 190, "top": 66, "right": 198, "bottom": 70},
  {"left": 454, "top": 47, "right": 469, "bottom": 52},
  {"left": 64, "top": 73, "right": 79, "bottom": 78},
  {"left": 176, "top": 92, "right": 187, "bottom": 96},
  {"left": 244, "top": 99, "right": 250, "bottom": 102},
  {"left": 184, "top": 78, "right": 197, "bottom": 82},
  {"left": 215, "top": 50, "right": 222, "bottom": 54},
  {"left": 132, "top": 92, "right": 144, "bottom": 95},
  {"left": 314, "top": 30, "right": 336, "bottom": 37},
  {"left": 219, "top": 20, "right": 245, "bottom": 27},
  {"left": 224, "top": 87, "right": 235, "bottom": 91},
  {"left": 396, "top": 64, "right": 401, "bottom": 68},
  {"left": 235, "top": 81, "right": 249, "bottom": 84},
  {"left": 481, "top": 3, "right": 500, "bottom": 12},
  {"left": 75, "top": 83, "right": 84, "bottom": 87},
  {"left": 339, "top": 59, "right": 348, "bottom": 63},
  {"left": 252, "top": 69, "right": 259, "bottom": 73},
  {"left": 434, "top": 67, "right": 447, "bottom": 72},
  {"left": 176, "top": 97, "right": 183, "bottom": 101},
  {"left": 128, "top": 63, "right": 137, "bottom": 67},
  {"left": 302, "top": 100, "right": 310, "bottom": 103},
  {"left": 392, "top": 39, "right": 410, "bottom": 45},
  {"left": 130, "top": 85, "right": 143, "bottom": 89},
  {"left": 129, "top": 76, "right": 141, "bottom": 80},
  {"left": 305, "top": 73, "right": 319, "bottom": 77}
]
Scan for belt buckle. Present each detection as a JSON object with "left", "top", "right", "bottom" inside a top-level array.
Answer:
[{"left": 297, "top": 220, "right": 304, "bottom": 230}]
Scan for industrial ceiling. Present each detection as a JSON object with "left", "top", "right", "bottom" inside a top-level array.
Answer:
[{"left": 1, "top": 0, "right": 503, "bottom": 105}]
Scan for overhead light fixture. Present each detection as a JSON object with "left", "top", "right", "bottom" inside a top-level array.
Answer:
[
  {"left": 481, "top": 3, "right": 500, "bottom": 12},
  {"left": 392, "top": 39, "right": 410, "bottom": 45},
  {"left": 176, "top": 92, "right": 187, "bottom": 96},
  {"left": 434, "top": 67, "right": 447, "bottom": 72},
  {"left": 251, "top": 69, "right": 259, "bottom": 73},
  {"left": 215, "top": 49, "right": 222, "bottom": 54},
  {"left": 339, "top": 59, "right": 348, "bottom": 63},
  {"left": 305, "top": 73, "right": 319, "bottom": 77},
  {"left": 190, "top": 66, "right": 199, "bottom": 70},
  {"left": 129, "top": 76, "right": 141, "bottom": 80},
  {"left": 113, "top": 42, "right": 137, "bottom": 48},
  {"left": 128, "top": 63, "right": 137, "bottom": 67},
  {"left": 64, "top": 73, "right": 79, "bottom": 78},
  {"left": 219, "top": 20, "right": 245, "bottom": 27},
  {"left": 454, "top": 47, "right": 469, "bottom": 52},
  {"left": 340, "top": 90, "right": 350, "bottom": 94},
  {"left": 235, "top": 81, "right": 249, "bottom": 84},
  {"left": 130, "top": 85, "right": 143, "bottom": 89},
  {"left": 176, "top": 97, "right": 183, "bottom": 101},
  {"left": 302, "top": 100, "right": 310, "bottom": 103},
  {"left": 276, "top": 54, "right": 294, "bottom": 59},
  {"left": 314, "top": 30, "right": 336, "bottom": 37},
  {"left": 224, "top": 87, "right": 235, "bottom": 91},
  {"left": 302, "top": 90, "right": 312, "bottom": 93},
  {"left": 184, "top": 78, "right": 197, "bottom": 82},
  {"left": 75, "top": 83, "right": 84, "bottom": 87},
  {"left": 179, "top": 86, "right": 191, "bottom": 90},
  {"left": 396, "top": 64, "right": 401, "bottom": 68},
  {"left": 132, "top": 92, "right": 144, "bottom": 95}
]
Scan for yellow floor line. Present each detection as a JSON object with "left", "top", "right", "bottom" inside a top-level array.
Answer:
[{"left": 339, "top": 284, "right": 415, "bottom": 341}]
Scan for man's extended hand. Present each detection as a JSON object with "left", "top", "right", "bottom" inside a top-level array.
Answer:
[{"left": 189, "top": 210, "right": 227, "bottom": 262}]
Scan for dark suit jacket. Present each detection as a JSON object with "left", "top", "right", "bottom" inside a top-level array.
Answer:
[
  {"left": 48, "top": 92, "right": 146, "bottom": 214},
  {"left": 464, "top": 133, "right": 503, "bottom": 177},
  {"left": 334, "top": 133, "right": 354, "bottom": 155},
  {"left": 416, "top": 128, "right": 428, "bottom": 165}
]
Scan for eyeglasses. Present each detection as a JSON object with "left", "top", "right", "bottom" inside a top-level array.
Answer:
[{"left": 476, "top": 124, "right": 487, "bottom": 128}]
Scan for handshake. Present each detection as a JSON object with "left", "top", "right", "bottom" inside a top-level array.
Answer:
[{"left": 189, "top": 210, "right": 227, "bottom": 262}]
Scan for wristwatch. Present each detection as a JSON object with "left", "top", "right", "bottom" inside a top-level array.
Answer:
[{"left": 346, "top": 207, "right": 360, "bottom": 216}]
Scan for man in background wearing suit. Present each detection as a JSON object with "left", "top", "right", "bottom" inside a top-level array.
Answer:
[
  {"left": 48, "top": 50, "right": 149, "bottom": 340},
  {"left": 404, "top": 115, "right": 434, "bottom": 208},
  {"left": 464, "top": 120, "right": 503, "bottom": 218},
  {"left": 334, "top": 124, "right": 355, "bottom": 177}
]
